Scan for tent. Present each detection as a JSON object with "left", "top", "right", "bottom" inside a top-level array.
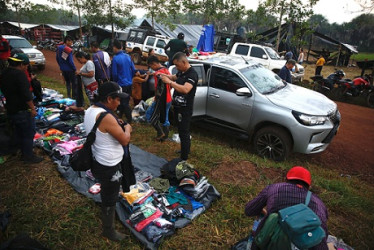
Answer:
[
  {"left": 257, "top": 23, "right": 358, "bottom": 66},
  {"left": 138, "top": 19, "right": 202, "bottom": 47}
]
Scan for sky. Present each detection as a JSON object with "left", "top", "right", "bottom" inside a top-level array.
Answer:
[
  {"left": 30, "top": 0, "right": 365, "bottom": 25},
  {"left": 238, "top": 0, "right": 363, "bottom": 24}
]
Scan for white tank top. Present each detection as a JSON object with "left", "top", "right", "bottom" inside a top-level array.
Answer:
[{"left": 84, "top": 106, "right": 124, "bottom": 166}]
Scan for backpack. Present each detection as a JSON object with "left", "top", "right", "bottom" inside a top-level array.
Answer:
[
  {"left": 278, "top": 191, "right": 325, "bottom": 249},
  {"left": 255, "top": 191, "right": 325, "bottom": 250},
  {"left": 255, "top": 213, "right": 291, "bottom": 250},
  {"left": 69, "top": 112, "right": 107, "bottom": 172}
]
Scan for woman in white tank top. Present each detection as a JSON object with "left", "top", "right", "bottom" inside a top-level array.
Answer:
[{"left": 83, "top": 81, "right": 132, "bottom": 242}]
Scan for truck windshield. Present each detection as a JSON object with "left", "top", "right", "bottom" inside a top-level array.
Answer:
[
  {"left": 239, "top": 65, "right": 285, "bottom": 94},
  {"left": 264, "top": 47, "right": 280, "bottom": 60}
]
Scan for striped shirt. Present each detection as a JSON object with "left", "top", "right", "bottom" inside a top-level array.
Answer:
[{"left": 245, "top": 182, "right": 328, "bottom": 250}]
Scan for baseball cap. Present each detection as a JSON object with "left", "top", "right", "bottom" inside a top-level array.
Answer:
[
  {"left": 286, "top": 166, "right": 312, "bottom": 186},
  {"left": 177, "top": 32, "right": 184, "bottom": 39},
  {"left": 98, "top": 81, "right": 129, "bottom": 100},
  {"left": 9, "top": 53, "right": 30, "bottom": 64}
]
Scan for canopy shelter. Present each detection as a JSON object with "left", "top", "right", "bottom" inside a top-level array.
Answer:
[
  {"left": 0, "top": 21, "right": 39, "bottom": 38},
  {"left": 138, "top": 19, "right": 202, "bottom": 47},
  {"left": 257, "top": 23, "right": 358, "bottom": 66}
]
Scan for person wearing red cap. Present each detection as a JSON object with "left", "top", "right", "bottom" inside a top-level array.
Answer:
[{"left": 244, "top": 166, "right": 328, "bottom": 249}]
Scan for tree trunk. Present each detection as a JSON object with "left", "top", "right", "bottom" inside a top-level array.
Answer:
[
  {"left": 76, "top": 0, "right": 83, "bottom": 40},
  {"left": 275, "top": 4, "right": 284, "bottom": 52}
]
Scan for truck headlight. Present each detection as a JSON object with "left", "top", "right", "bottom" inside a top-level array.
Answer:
[{"left": 292, "top": 111, "right": 328, "bottom": 126}]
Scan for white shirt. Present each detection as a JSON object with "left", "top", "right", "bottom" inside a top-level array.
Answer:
[{"left": 84, "top": 106, "right": 124, "bottom": 166}]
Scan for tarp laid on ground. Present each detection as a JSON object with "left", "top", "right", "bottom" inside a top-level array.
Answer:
[{"left": 37, "top": 89, "right": 221, "bottom": 249}]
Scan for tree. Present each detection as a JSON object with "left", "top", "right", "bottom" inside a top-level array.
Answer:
[
  {"left": 262, "top": 0, "right": 319, "bottom": 51},
  {"left": 84, "top": 0, "right": 134, "bottom": 39},
  {"left": 49, "top": 0, "right": 85, "bottom": 39},
  {"left": 132, "top": 0, "right": 182, "bottom": 30},
  {"left": 355, "top": 0, "right": 374, "bottom": 13},
  {"left": 4, "top": 0, "right": 31, "bottom": 34}
]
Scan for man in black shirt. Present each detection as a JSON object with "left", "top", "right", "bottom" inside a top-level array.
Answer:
[
  {"left": 161, "top": 52, "right": 198, "bottom": 160},
  {"left": 0, "top": 53, "right": 43, "bottom": 163}
]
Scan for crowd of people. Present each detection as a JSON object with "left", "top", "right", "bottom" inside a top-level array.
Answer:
[{"left": 0, "top": 32, "right": 333, "bottom": 248}]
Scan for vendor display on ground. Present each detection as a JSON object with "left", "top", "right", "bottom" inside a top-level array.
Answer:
[{"left": 33, "top": 88, "right": 221, "bottom": 249}]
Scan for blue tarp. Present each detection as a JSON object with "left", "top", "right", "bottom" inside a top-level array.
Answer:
[{"left": 196, "top": 25, "right": 215, "bottom": 52}]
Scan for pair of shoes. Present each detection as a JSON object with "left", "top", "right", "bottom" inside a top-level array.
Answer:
[{"left": 22, "top": 155, "right": 44, "bottom": 164}]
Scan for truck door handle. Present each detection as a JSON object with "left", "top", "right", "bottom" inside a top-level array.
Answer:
[{"left": 209, "top": 93, "right": 220, "bottom": 98}]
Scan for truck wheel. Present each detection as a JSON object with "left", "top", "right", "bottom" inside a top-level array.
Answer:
[
  {"left": 253, "top": 126, "right": 292, "bottom": 161},
  {"left": 367, "top": 92, "right": 374, "bottom": 108},
  {"left": 132, "top": 53, "right": 142, "bottom": 65}
]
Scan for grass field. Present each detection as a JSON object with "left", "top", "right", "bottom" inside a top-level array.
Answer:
[
  {"left": 0, "top": 74, "right": 373, "bottom": 249},
  {"left": 350, "top": 52, "right": 374, "bottom": 62}
]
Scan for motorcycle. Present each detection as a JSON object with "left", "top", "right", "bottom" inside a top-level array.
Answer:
[
  {"left": 310, "top": 70, "right": 347, "bottom": 95},
  {"left": 335, "top": 74, "right": 374, "bottom": 108},
  {"left": 72, "top": 40, "right": 84, "bottom": 54},
  {"left": 37, "top": 39, "right": 51, "bottom": 50}
]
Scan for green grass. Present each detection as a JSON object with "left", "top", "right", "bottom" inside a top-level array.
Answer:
[
  {"left": 0, "top": 74, "right": 373, "bottom": 249},
  {"left": 350, "top": 52, "right": 374, "bottom": 62}
]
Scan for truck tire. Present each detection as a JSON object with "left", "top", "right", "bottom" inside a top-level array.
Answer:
[
  {"left": 132, "top": 52, "right": 142, "bottom": 65},
  {"left": 253, "top": 126, "right": 292, "bottom": 161}
]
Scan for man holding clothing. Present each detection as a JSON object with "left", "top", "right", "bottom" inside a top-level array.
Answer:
[{"left": 161, "top": 52, "right": 198, "bottom": 161}]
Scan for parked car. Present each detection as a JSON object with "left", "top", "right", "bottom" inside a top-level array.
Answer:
[
  {"left": 3, "top": 35, "right": 46, "bottom": 70},
  {"left": 170, "top": 55, "right": 340, "bottom": 161},
  {"left": 229, "top": 42, "right": 304, "bottom": 82},
  {"left": 125, "top": 28, "right": 169, "bottom": 64}
]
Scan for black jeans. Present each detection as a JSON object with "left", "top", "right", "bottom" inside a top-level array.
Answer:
[
  {"left": 62, "top": 71, "right": 77, "bottom": 99},
  {"left": 315, "top": 66, "right": 323, "bottom": 76},
  {"left": 8, "top": 110, "right": 36, "bottom": 158},
  {"left": 119, "top": 85, "right": 132, "bottom": 123},
  {"left": 174, "top": 107, "right": 192, "bottom": 160},
  {"left": 91, "top": 160, "right": 122, "bottom": 207}
]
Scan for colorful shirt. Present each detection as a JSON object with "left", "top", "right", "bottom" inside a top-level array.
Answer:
[
  {"left": 316, "top": 57, "right": 325, "bottom": 66},
  {"left": 245, "top": 182, "right": 328, "bottom": 250}
]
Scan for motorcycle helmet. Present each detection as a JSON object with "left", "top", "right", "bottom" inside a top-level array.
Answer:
[
  {"left": 177, "top": 32, "right": 185, "bottom": 39},
  {"left": 335, "top": 69, "right": 345, "bottom": 77},
  {"left": 286, "top": 166, "right": 311, "bottom": 186}
]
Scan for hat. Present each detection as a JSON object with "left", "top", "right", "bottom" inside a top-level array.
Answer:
[
  {"left": 9, "top": 53, "right": 29, "bottom": 64},
  {"left": 98, "top": 81, "right": 129, "bottom": 100},
  {"left": 286, "top": 166, "right": 311, "bottom": 186},
  {"left": 179, "top": 177, "right": 197, "bottom": 187},
  {"left": 177, "top": 32, "right": 184, "bottom": 39}
]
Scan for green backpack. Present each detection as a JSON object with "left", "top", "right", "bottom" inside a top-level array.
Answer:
[
  {"left": 255, "top": 213, "right": 291, "bottom": 250},
  {"left": 255, "top": 191, "right": 325, "bottom": 250}
]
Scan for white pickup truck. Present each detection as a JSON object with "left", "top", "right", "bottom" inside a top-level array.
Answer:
[
  {"left": 125, "top": 28, "right": 169, "bottom": 64},
  {"left": 229, "top": 42, "right": 304, "bottom": 82}
]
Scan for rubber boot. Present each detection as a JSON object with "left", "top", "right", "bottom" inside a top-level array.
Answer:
[
  {"left": 161, "top": 126, "right": 170, "bottom": 141},
  {"left": 101, "top": 206, "right": 126, "bottom": 241},
  {"left": 152, "top": 123, "right": 165, "bottom": 141}
]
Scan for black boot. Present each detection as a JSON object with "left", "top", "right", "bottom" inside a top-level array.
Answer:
[
  {"left": 101, "top": 206, "right": 126, "bottom": 241},
  {"left": 152, "top": 123, "right": 165, "bottom": 141},
  {"left": 161, "top": 126, "right": 169, "bottom": 141}
]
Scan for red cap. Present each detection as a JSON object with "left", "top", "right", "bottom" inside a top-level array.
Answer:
[{"left": 286, "top": 166, "right": 311, "bottom": 186}]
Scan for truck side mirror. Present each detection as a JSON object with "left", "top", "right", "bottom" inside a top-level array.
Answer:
[
  {"left": 236, "top": 87, "right": 252, "bottom": 97},
  {"left": 262, "top": 54, "right": 268, "bottom": 59}
]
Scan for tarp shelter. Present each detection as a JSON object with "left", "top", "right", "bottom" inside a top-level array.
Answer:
[
  {"left": 257, "top": 23, "right": 358, "bottom": 66},
  {"left": 196, "top": 24, "right": 215, "bottom": 52},
  {"left": 138, "top": 19, "right": 202, "bottom": 47},
  {"left": 0, "top": 21, "right": 39, "bottom": 38}
]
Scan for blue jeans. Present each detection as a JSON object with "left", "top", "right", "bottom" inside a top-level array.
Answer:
[
  {"left": 9, "top": 111, "right": 36, "bottom": 158},
  {"left": 146, "top": 101, "right": 171, "bottom": 126}
]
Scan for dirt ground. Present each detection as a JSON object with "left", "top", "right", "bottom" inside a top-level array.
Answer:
[{"left": 41, "top": 50, "right": 374, "bottom": 183}]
